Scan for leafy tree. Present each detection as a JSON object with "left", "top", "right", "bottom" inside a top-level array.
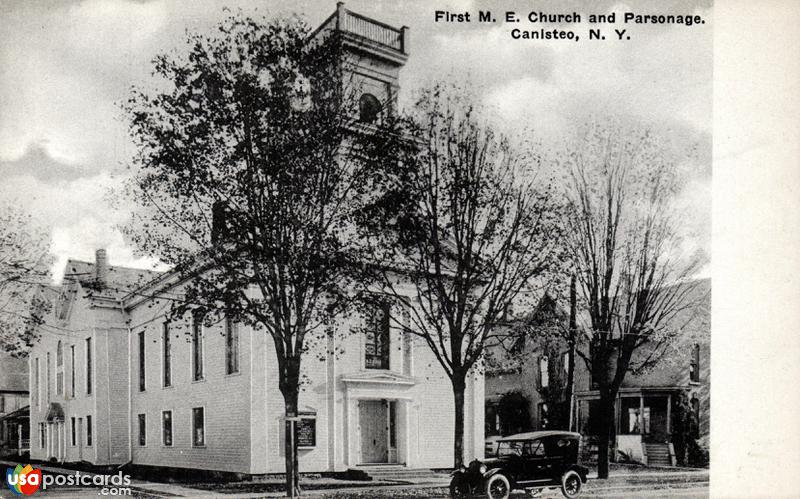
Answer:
[
  {"left": 0, "top": 204, "right": 52, "bottom": 356},
  {"left": 359, "top": 84, "right": 564, "bottom": 467},
  {"left": 497, "top": 390, "right": 531, "bottom": 435},
  {"left": 123, "top": 12, "right": 386, "bottom": 496},
  {"left": 560, "top": 121, "right": 706, "bottom": 478}
]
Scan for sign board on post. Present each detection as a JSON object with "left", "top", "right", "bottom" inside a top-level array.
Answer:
[{"left": 296, "top": 411, "right": 316, "bottom": 448}]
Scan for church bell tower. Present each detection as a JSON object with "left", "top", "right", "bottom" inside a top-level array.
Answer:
[{"left": 308, "top": 2, "right": 409, "bottom": 122}]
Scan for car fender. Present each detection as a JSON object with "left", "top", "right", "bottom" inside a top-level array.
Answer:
[
  {"left": 565, "top": 464, "right": 590, "bottom": 482},
  {"left": 482, "top": 467, "right": 504, "bottom": 479}
]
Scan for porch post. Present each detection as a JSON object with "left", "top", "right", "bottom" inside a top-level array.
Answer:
[
  {"left": 639, "top": 396, "right": 645, "bottom": 435},
  {"left": 666, "top": 394, "right": 672, "bottom": 437}
]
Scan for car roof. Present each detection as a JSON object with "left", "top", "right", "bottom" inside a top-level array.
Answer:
[{"left": 497, "top": 431, "right": 581, "bottom": 442}]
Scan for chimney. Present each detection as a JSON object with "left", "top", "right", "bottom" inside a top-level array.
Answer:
[
  {"left": 95, "top": 249, "right": 108, "bottom": 288},
  {"left": 211, "top": 201, "right": 227, "bottom": 245}
]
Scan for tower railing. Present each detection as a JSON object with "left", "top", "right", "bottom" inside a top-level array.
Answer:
[
  {"left": 341, "top": 10, "right": 403, "bottom": 51},
  {"left": 309, "top": 3, "right": 408, "bottom": 54}
]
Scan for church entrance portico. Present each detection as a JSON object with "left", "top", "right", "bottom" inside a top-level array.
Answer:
[{"left": 342, "top": 371, "right": 415, "bottom": 468}]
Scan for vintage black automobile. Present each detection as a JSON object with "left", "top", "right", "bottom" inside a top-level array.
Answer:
[{"left": 450, "top": 431, "right": 589, "bottom": 499}]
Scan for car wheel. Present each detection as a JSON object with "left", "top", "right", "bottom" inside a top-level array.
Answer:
[
  {"left": 485, "top": 474, "right": 511, "bottom": 499},
  {"left": 561, "top": 470, "right": 583, "bottom": 498},
  {"left": 449, "top": 478, "right": 472, "bottom": 499}
]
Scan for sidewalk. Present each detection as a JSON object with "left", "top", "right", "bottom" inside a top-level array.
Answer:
[
  {"left": 0, "top": 459, "right": 200, "bottom": 497},
  {"left": 1, "top": 459, "right": 707, "bottom": 498},
  {"left": 0, "top": 459, "right": 449, "bottom": 498}
]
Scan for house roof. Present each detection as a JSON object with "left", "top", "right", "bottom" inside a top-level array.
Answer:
[
  {"left": 0, "top": 404, "right": 29, "bottom": 422},
  {"left": 0, "top": 353, "right": 29, "bottom": 392}
]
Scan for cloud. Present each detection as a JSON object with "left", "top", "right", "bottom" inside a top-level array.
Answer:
[
  {"left": 0, "top": 143, "right": 97, "bottom": 183},
  {"left": 50, "top": 217, "right": 165, "bottom": 283}
]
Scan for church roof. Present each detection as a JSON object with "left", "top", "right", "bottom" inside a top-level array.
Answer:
[{"left": 62, "top": 259, "right": 162, "bottom": 301}]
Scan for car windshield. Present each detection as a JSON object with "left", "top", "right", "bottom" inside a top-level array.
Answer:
[
  {"left": 497, "top": 440, "right": 524, "bottom": 456},
  {"left": 497, "top": 440, "right": 546, "bottom": 457}
]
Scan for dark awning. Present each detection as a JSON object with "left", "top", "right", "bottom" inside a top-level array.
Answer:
[{"left": 45, "top": 403, "right": 64, "bottom": 422}]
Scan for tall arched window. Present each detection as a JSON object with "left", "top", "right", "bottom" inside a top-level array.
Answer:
[
  {"left": 56, "top": 341, "right": 64, "bottom": 396},
  {"left": 689, "top": 343, "right": 701, "bottom": 382},
  {"left": 539, "top": 356, "right": 549, "bottom": 388},
  {"left": 364, "top": 301, "right": 390, "bottom": 370},
  {"left": 359, "top": 93, "right": 382, "bottom": 123}
]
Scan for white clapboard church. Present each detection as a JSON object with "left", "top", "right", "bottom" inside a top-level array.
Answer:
[{"left": 28, "top": 4, "right": 484, "bottom": 476}]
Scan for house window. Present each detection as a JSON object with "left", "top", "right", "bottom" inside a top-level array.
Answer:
[
  {"left": 485, "top": 403, "right": 500, "bottom": 436},
  {"left": 138, "top": 414, "right": 146, "bottom": 446},
  {"left": 689, "top": 344, "right": 700, "bottom": 382},
  {"left": 86, "top": 337, "right": 93, "bottom": 395},
  {"left": 192, "top": 407, "right": 205, "bottom": 447},
  {"left": 225, "top": 317, "right": 239, "bottom": 375},
  {"left": 138, "top": 331, "right": 146, "bottom": 391},
  {"left": 0, "top": 395, "right": 4, "bottom": 413},
  {"left": 510, "top": 335, "right": 526, "bottom": 355},
  {"left": 71, "top": 417, "right": 76, "bottom": 446},
  {"left": 192, "top": 315, "right": 204, "bottom": 381},
  {"left": 538, "top": 403, "right": 549, "bottom": 429},
  {"left": 539, "top": 356, "right": 549, "bottom": 388},
  {"left": 627, "top": 407, "right": 651, "bottom": 434},
  {"left": 56, "top": 341, "right": 64, "bottom": 395},
  {"left": 365, "top": 302, "right": 390, "bottom": 370},
  {"left": 39, "top": 423, "right": 45, "bottom": 449},
  {"left": 86, "top": 415, "right": 93, "bottom": 446},
  {"left": 162, "top": 323, "right": 171, "bottom": 387},
  {"left": 33, "top": 358, "right": 39, "bottom": 408},
  {"left": 162, "top": 410, "right": 173, "bottom": 446},
  {"left": 358, "top": 93, "right": 382, "bottom": 123},
  {"left": 70, "top": 345, "right": 75, "bottom": 398},
  {"left": 46, "top": 352, "right": 51, "bottom": 403}
]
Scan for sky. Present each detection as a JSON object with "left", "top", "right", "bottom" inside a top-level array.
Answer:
[{"left": 0, "top": 0, "right": 712, "bottom": 281}]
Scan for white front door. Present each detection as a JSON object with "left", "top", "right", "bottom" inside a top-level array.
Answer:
[
  {"left": 46, "top": 423, "right": 54, "bottom": 459},
  {"left": 359, "top": 400, "right": 388, "bottom": 464},
  {"left": 77, "top": 418, "right": 83, "bottom": 460}
]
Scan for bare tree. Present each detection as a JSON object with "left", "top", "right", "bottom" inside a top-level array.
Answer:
[
  {"left": 561, "top": 122, "right": 705, "bottom": 478},
  {"left": 0, "top": 203, "right": 52, "bottom": 355},
  {"left": 360, "top": 85, "right": 564, "bottom": 467},
  {"left": 122, "top": 13, "right": 389, "bottom": 497}
]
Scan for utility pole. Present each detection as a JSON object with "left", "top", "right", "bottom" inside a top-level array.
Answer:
[{"left": 566, "top": 274, "right": 577, "bottom": 431}]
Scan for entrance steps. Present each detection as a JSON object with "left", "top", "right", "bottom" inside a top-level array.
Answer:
[
  {"left": 645, "top": 443, "right": 673, "bottom": 467},
  {"left": 348, "top": 464, "right": 441, "bottom": 482}
]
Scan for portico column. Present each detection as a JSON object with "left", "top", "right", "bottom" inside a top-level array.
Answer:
[{"left": 343, "top": 393, "right": 351, "bottom": 467}]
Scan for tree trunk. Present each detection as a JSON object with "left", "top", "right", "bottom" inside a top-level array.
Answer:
[
  {"left": 596, "top": 391, "right": 616, "bottom": 479},
  {"left": 452, "top": 374, "right": 467, "bottom": 468},
  {"left": 282, "top": 389, "right": 300, "bottom": 498}
]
